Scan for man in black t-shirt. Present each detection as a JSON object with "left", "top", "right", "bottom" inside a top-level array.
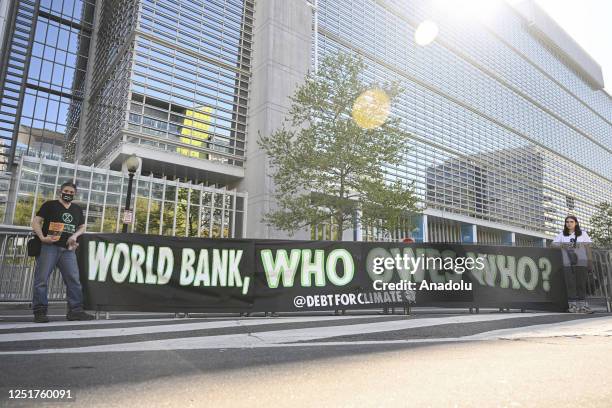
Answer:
[{"left": 31, "top": 181, "right": 94, "bottom": 323}]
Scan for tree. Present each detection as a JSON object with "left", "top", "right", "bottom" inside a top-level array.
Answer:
[
  {"left": 589, "top": 202, "right": 612, "bottom": 248},
  {"left": 258, "top": 52, "right": 419, "bottom": 240}
]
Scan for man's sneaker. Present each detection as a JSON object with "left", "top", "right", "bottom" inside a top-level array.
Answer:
[
  {"left": 579, "top": 305, "right": 594, "bottom": 314},
  {"left": 567, "top": 304, "right": 578, "bottom": 313},
  {"left": 66, "top": 310, "right": 95, "bottom": 321},
  {"left": 33, "top": 312, "right": 50, "bottom": 323}
]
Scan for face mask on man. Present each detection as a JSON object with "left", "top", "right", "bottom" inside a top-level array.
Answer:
[{"left": 61, "top": 193, "right": 74, "bottom": 202}]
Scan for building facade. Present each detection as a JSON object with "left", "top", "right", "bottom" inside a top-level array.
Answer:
[
  {"left": 243, "top": 0, "right": 611, "bottom": 244},
  {"left": 5, "top": 155, "right": 246, "bottom": 237},
  {"left": 75, "top": 0, "right": 253, "bottom": 187},
  {"left": 0, "top": 0, "right": 95, "bottom": 165},
  {"left": 0, "top": 0, "right": 610, "bottom": 244}
]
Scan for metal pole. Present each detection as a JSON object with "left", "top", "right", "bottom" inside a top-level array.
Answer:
[
  {"left": 353, "top": 208, "right": 358, "bottom": 241},
  {"left": 131, "top": 172, "right": 140, "bottom": 233},
  {"left": 122, "top": 171, "right": 134, "bottom": 233}
]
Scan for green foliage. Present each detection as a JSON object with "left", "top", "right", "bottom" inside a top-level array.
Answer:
[
  {"left": 258, "top": 52, "right": 420, "bottom": 240},
  {"left": 133, "top": 196, "right": 152, "bottom": 234},
  {"left": 589, "top": 202, "right": 612, "bottom": 248},
  {"left": 13, "top": 195, "right": 37, "bottom": 226},
  {"left": 103, "top": 207, "right": 119, "bottom": 232},
  {"left": 174, "top": 187, "right": 200, "bottom": 237},
  {"left": 360, "top": 178, "right": 419, "bottom": 236},
  {"left": 13, "top": 193, "right": 56, "bottom": 226}
]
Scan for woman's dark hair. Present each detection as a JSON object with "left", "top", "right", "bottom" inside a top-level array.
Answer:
[{"left": 563, "top": 215, "right": 582, "bottom": 237}]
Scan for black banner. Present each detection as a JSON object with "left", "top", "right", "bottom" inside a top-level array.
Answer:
[
  {"left": 79, "top": 234, "right": 255, "bottom": 312},
  {"left": 77, "top": 233, "right": 568, "bottom": 313}
]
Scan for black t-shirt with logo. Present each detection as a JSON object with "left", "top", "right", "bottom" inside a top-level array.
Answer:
[{"left": 36, "top": 200, "right": 84, "bottom": 247}]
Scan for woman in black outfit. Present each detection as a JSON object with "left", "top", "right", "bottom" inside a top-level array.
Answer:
[{"left": 552, "top": 215, "right": 593, "bottom": 313}]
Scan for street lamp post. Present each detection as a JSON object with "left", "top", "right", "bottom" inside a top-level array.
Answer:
[{"left": 122, "top": 154, "right": 140, "bottom": 233}]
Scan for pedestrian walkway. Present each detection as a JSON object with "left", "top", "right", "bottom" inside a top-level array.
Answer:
[{"left": 1, "top": 311, "right": 610, "bottom": 355}]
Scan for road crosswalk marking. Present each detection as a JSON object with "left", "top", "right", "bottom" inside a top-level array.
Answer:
[
  {"left": 0, "top": 317, "right": 190, "bottom": 330},
  {"left": 0, "top": 312, "right": 588, "bottom": 355},
  {"left": 0, "top": 314, "right": 390, "bottom": 342}
]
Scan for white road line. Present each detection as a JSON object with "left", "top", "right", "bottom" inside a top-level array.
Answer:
[
  {"left": 0, "top": 315, "right": 338, "bottom": 330},
  {"left": 0, "top": 313, "right": 565, "bottom": 354},
  {"left": 0, "top": 318, "right": 186, "bottom": 330},
  {"left": 0, "top": 312, "right": 415, "bottom": 330},
  {"left": 467, "top": 315, "right": 612, "bottom": 340},
  {"left": 0, "top": 314, "right": 392, "bottom": 342},
  {"left": 0, "top": 313, "right": 176, "bottom": 318},
  {"left": 286, "top": 316, "right": 612, "bottom": 347}
]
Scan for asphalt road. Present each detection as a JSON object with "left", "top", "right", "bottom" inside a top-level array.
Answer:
[{"left": 1, "top": 306, "right": 611, "bottom": 407}]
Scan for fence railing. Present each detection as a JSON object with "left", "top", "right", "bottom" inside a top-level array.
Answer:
[
  {"left": 0, "top": 225, "right": 68, "bottom": 302},
  {"left": 590, "top": 249, "right": 612, "bottom": 312},
  {"left": 1, "top": 224, "right": 612, "bottom": 310}
]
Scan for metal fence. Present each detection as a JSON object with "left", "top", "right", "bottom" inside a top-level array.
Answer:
[
  {"left": 1, "top": 224, "right": 612, "bottom": 310},
  {"left": 5, "top": 156, "right": 248, "bottom": 238},
  {"left": 590, "top": 249, "right": 612, "bottom": 312},
  {"left": 0, "top": 225, "right": 67, "bottom": 302}
]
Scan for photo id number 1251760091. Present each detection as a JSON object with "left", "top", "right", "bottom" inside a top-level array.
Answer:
[{"left": 8, "top": 389, "right": 74, "bottom": 400}]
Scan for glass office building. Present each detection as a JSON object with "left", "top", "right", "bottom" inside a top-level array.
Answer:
[
  {"left": 0, "top": 0, "right": 95, "bottom": 167},
  {"left": 79, "top": 0, "right": 253, "bottom": 183},
  {"left": 309, "top": 0, "right": 611, "bottom": 242},
  {"left": 1, "top": 0, "right": 610, "bottom": 244},
  {"left": 1, "top": 0, "right": 253, "bottom": 177},
  {"left": 0, "top": 0, "right": 253, "bottom": 237},
  {"left": 9, "top": 155, "right": 246, "bottom": 237}
]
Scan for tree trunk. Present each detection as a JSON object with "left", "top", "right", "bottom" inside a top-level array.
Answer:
[{"left": 336, "top": 213, "right": 344, "bottom": 241}]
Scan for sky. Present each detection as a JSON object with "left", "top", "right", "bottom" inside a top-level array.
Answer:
[{"left": 508, "top": 0, "right": 612, "bottom": 93}]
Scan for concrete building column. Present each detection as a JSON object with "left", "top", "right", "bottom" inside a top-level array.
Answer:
[{"left": 240, "top": 0, "right": 313, "bottom": 239}]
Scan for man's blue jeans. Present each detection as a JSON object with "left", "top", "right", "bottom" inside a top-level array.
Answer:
[{"left": 32, "top": 244, "right": 84, "bottom": 313}]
